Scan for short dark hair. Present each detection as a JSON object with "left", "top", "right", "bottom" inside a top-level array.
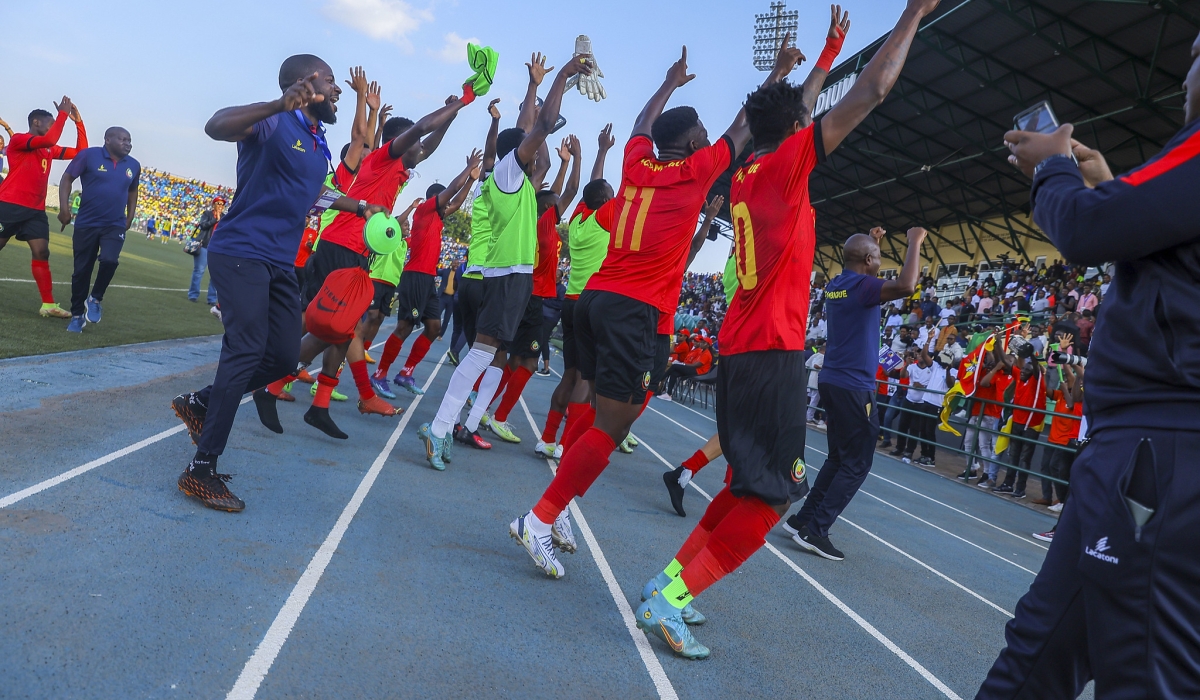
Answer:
[
  {"left": 382, "top": 117, "right": 414, "bottom": 144},
  {"left": 278, "top": 54, "right": 329, "bottom": 91},
  {"left": 744, "top": 81, "right": 806, "bottom": 147},
  {"left": 28, "top": 109, "right": 52, "bottom": 126},
  {"left": 651, "top": 106, "right": 700, "bottom": 151},
  {"left": 535, "top": 189, "right": 559, "bottom": 207},
  {"left": 496, "top": 128, "right": 525, "bottom": 160},
  {"left": 582, "top": 179, "right": 610, "bottom": 210},
  {"left": 426, "top": 183, "right": 446, "bottom": 199}
]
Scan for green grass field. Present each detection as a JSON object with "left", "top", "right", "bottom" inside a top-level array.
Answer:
[{"left": 0, "top": 224, "right": 223, "bottom": 359}]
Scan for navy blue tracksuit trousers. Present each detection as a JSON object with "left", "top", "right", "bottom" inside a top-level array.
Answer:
[
  {"left": 978, "top": 426, "right": 1200, "bottom": 698},
  {"left": 793, "top": 383, "right": 880, "bottom": 539},
  {"left": 195, "top": 253, "right": 301, "bottom": 455}
]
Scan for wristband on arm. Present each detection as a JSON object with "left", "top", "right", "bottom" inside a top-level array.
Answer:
[{"left": 816, "top": 34, "right": 845, "bottom": 72}]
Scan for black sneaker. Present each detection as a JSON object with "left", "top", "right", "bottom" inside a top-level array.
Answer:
[
  {"left": 663, "top": 466, "right": 687, "bottom": 517},
  {"left": 171, "top": 392, "right": 207, "bottom": 444},
  {"left": 1010, "top": 490, "right": 1027, "bottom": 500},
  {"left": 794, "top": 530, "right": 844, "bottom": 561},
  {"left": 888, "top": 449, "right": 904, "bottom": 457},
  {"left": 781, "top": 516, "right": 806, "bottom": 536},
  {"left": 303, "top": 406, "right": 348, "bottom": 439},
  {"left": 879, "top": 441, "right": 892, "bottom": 449},
  {"left": 993, "top": 483, "right": 1014, "bottom": 494},
  {"left": 446, "top": 350, "right": 460, "bottom": 367},
  {"left": 918, "top": 457, "right": 936, "bottom": 467},
  {"left": 177, "top": 459, "right": 244, "bottom": 512},
  {"left": 453, "top": 424, "right": 492, "bottom": 449},
  {"left": 956, "top": 469, "right": 976, "bottom": 480},
  {"left": 252, "top": 389, "right": 283, "bottom": 434}
]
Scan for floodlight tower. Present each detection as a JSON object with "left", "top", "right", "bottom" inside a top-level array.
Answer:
[{"left": 753, "top": 1, "right": 799, "bottom": 71}]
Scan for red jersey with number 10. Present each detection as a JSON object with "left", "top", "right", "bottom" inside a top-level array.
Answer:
[
  {"left": 585, "top": 135, "right": 732, "bottom": 316},
  {"left": 720, "top": 123, "right": 824, "bottom": 355}
]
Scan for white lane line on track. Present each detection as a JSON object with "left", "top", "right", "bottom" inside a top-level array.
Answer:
[
  {"left": 518, "top": 398, "right": 678, "bottom": 700},
  {"left": 226, "top": 354, "right": 446, "bottom": 700},
  {"left": 0, "top": 395, "right": 251, "bottom": 509},
  {"left": 634, "top": 436, "right": 962, "bottom": 700},
  {"left": 657, "top": 398, "right": 716, "bottom": 423},
  {"left": 805, "top": 445, "right": 1048, "bottom": 551},
  {"left": 0, "top": 277, "right": 191, "bottom": 292}
]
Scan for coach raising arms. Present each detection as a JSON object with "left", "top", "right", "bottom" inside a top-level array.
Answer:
[{"left": 980, "top": 30, "right": 1200, "bottom": 699}]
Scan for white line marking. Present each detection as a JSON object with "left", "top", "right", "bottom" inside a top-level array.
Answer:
[
  {"left": 635, "top": 436, "right": 962, "bottom": 700},
  {"left": 0, "top": 395, "right": 251, "bottom": 509},
  {"left": 518, "top": 398, "right": 677, "bottom": 700},
  {"left": 0, "top": 277, "right": 190, "bottom": 292},
  {"left": 659, "top": 399, "right": 716, "bottom": 424},
  {"left": 226, "top": 355, "right": 447, "bottom": 700},
  {"left": 645, "top": 406, "right": 708, "bottom": 441},
  {"left": 804, "top": 444, "right": 1048, "bottom": 550}
]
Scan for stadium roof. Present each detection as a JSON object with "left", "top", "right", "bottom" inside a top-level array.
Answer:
[{"left": 710, "top": 0, "right": 1200, "bottom": 273}]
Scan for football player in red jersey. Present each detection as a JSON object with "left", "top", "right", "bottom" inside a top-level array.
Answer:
[
  {"left": 635, "top": 0, "right": 943, "bottom": 659},
  {"left": 0, "top": 97, "right": 88, "bottom": 318}
]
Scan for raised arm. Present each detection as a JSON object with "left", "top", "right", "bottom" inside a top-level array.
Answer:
[
  {"left": 444, "top": 162, "right": 481, "bottom": 217},
  {"left": 343, "top": 67, "right": 371, "bottom": 171},
  {"left": 548, "top": 138, "right": 571, "bottom": 196},
  {"left": 26, "top": 100, "right": 69, "bottom": 149},
  {"left": 559, "top": 135, "right": 583, "bottom": 212},
  {"left": 798, "top": 5, "right": 851, "bottom": 122},
  {"left": 373, "top": 103, "right": 392, "bottom": 151},
  {"left": 516, "top": 59, "right": 589, "bottom": 168},
  {"left": 482, "top": 99, "right": 501, "bottom": 173},
  {"left": 0, "top": 117, "right": 13, "bottom": 139},
  {"left": 517, "top": 53, "right": 551, "bottom": 133},
  {"left": 592, "top": 123, "right": 614, "bottom": 182},
  {"left": 821, "top": 0, "right": 940, "bottom": 155},
  {"left": 632, "top": 48, "right": 695, "bottom": 139},
  {"left": 723, "top": 35, "right": 807, "bottom": 155},
  {"left": 880, "top": 227, "right": 927, "bottom": 302},
  {"left": 388, "top": 95, "right": 466, "bottom": 164},
  {"left": 59, "top": 105, "right": 87, "bottom": 159},
  {"left": 437, "top": 150, "right": 484, "bottom": 216},
  {"left": 688, "top": 195, "right": 724, "bottom": 266},
  {"left": 206, "top": 73, "right": 324, "bottom": 142}
]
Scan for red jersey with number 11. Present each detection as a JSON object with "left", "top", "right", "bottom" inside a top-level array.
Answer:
[
  {"left": 720, "top": 123, "right": 825, "bottom": 355},
  {"left": 585, "top": 134, "right": 732, "bottom": 313}
]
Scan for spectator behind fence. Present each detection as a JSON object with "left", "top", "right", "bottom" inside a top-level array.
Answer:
[{"left": 188, "top": 196, "right": 224, "bottom": 306}]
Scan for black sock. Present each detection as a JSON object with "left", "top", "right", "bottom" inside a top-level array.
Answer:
[
  {"left": 304, "top": 406, "right": 348, "bottom": 440},
  {"left": 190, "top": 451, "right": 216, "bottom": 475},
  {"left": 253, "top": 389, "right": 283, "bottom": 434}
]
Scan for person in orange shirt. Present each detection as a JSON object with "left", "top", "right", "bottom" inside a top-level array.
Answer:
[
  {"left": 1032, "top": 363, "right": 1084, "bottom": 512},
  {"left": 670, "top": 328, "right": 692, "bottom": 362},
  {"left": 663, "top": 335, "right": 712, "bottom": 398}
]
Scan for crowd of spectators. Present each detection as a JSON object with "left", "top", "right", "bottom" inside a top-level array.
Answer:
[{"left": 133, "top": 169, "right": 235, "bottom": 238}]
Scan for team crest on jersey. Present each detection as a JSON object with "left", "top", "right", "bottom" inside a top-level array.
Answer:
[
  {"left": 641, "top": 372, "right": 651, "bottom": 390},
  {"left": 98, "top": 164, "right": 107, "bottom": 172},
  {"left": 791, "top": 458, "right": 807, "bottom": 483},
  {"left": 126, "top": 168, "right": 133, "bottom": 178},
  {"left": 531, "top": 341, "right": 540, "bottom": 352},
  {"left": 410, "top": 308, "right": 419, "bottom": 318}
]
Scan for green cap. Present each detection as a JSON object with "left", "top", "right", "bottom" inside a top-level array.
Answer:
[
  {"left": 466, "top": 43, "right": 499, "bottom": 97},
  {"left": 363, "top": 212, "right": 404, "bottom": 255}
]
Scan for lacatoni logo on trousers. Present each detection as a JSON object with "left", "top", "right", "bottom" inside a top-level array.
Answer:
[{"left": 1086, "top": 536, "right": 1119, "bottom": 564}]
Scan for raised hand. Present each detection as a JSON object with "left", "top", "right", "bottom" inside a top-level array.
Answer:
[
  {"left": 365, "top": 81, "right": 381, "bottom": 110},
  {"left": 1004, "top": 124, "right": 1073, "bottom": 178},
  {"left": 487, "top": 98, "right": 501, "bottom": 120},
  {"left": 445, "top": 94, "right": 459, "bottom": 106},
  {"left": 69, "top": 104, "right": 82, "bottom": 123},
  {"left": 666, "top": 47, "right": 696, "bottom": 88},
  {"left": 556, "top": 137, "right": 571, "bottom": 162},
  {"left": 345, "top": 66, "right": 368, "bottom": 94},
  {"left": 906, "top": 0, "right": 942, "bottom": 17},
  {"left": 829, "top": 4, "right": 851, "bottom": 39},
  {"left": 567, "top": 134, "right": 582, "bottom": 158},
  {"left": 561, "top": 53, "right": 593, "bottom": 79},
  {"left": 772, "top": 32, "right": 806, "bottom": 77},
  {"left": 869, "top": 226, "right": 886, "bottom": 242},
  {"left": 54, "top": 96, "right": 74, "bottom": 116},
  {"left": 379, "top": 103, "right": 393, "bottom": 121},
  {"left": 527, "top": 52, "right": 553, "bottom": 86},
  {"left": 703, "top": 194, "right": 725, "bottom": 218},
  {"left": 466, "top": 148, "right": 484, "bottom": 173},
  {"left": 906, "top": 226, "right": 928, "bottom": 247},
  {"left": 279, "top": 73, "right": 324, "bottom": 112},
  {"left": 597, "top": 123, "right": 615, "bottom": 151}
]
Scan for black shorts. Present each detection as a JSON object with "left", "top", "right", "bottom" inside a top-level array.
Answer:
[
  {"left": 561, "top": 297, "right": 579, "bottom": 369},
  {"left": 458, "top": 275, "right": 485, "bottom": 347},
  {"left": 302, "top": 240, "right": 368, "bottom": 307},
  {"left": 508, "top": 296, "right": 544, "bottom": 358},
  {"left": 649, "top": 334, "right": 671, "bottom": 392},
  {"left": 476, "top": 272, "right": 533, "bottom": 344},
  {"left": 0, "top": 202, "right": 50, "bottom": 241},
  {"left": 371, "top": 280, "right": 396, "bottom": 315},
  {"left": 294, "top": 266, "right": 307, "bottom": 295},
  {"left": 394, "top": 270, "right": 440, "bottom": 323},
  {"left": 576, "top": 290, "right": 658, "bottom": 403},
  {"left": 717, "top": 350, "right": 810, "bottom": 506}
]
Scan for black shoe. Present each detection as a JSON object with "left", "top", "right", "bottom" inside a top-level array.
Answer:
[
  {"left": 304, "top": 406, "right": 348, "bottom": 439},
  {"left": 535, "top": 368, "right": 552, "bottom": 376},
  {"left": 252, "top": 389, "right": 283, "bottom": 434},
  {"left": 453, "top": 424, "right": 492, "bottom": 449},
  {"left": 177, "top": 459, "right": 244, "bottom": 512},
  {"left": 663, "top": 466, "right": 687, "bottom": 517},
  {"left": 993, "top": 483, "right": 1014, "bottom": 494},
  {"left": 879, "top": 441, "right": 892, "bottom": 449},
  {"left": 888, "top": 449, "right": 904, "bottom": 457},
  {"left": 956, "top": 469, "right": 976, "bottom": 480},
  {"left": 171, "top": 392, "right": 207, "bottom": 444},
  {"left": 794, "top": 530, "right": 844, "bottom": 561},
  {"left": 1010, "top": 490, "right": 1027, "bottom": 500},
  {"left": 446, "top": 350, "right": 460, "bottom": 366}
]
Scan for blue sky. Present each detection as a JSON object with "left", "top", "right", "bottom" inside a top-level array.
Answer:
[{"left": 3, "top": 0, "right": 904, "bottom": 271}]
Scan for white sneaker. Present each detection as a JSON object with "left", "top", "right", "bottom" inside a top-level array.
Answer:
[
  {"left": 1048, "top": 502, "right": 1064, "bottom": 513},
  {"left": 552, "top": 510, "right": 577, "bottom": 553},
  {"left": 815, "top": 421, "right": 827, "bottom": 428},
  {"left": 210, "top": 305, "right": 222, "bottom": 322},
  {"left": 657, "top": 393, "right": 672, "bottom": 402},
  {"left": 509, "top": 514, "right": 564, "bottom": 578},
  {"left": 553, "top": 443, "right": 563, "bottom": 459},
  {"left": 534, "top": 440, "right": 557, "bottom": 459}
]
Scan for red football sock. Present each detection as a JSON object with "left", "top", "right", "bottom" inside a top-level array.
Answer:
[
  {"left": 493, "top": 366, "right": 533, "bottom": 422},
  {"left": 559, "top": 403, "right": 594, "bottom": 451},
  {"left": 682, "top": 448, "right": 711, "bottom": 474},
  {"left": 487, "top": 365, "right": 513, "bottom": 410},
  {"left": 541, "top": 410, "right": 565, "bottom": 444},
  {"left": 350, "top": 359, "right": 375, "bottom": 400},
  {"left": 681, "top": 495, "right": 780, "bottom": 598},
  {"left": 266, "top": 375, "right": 296, "bottom": 396},
  {"left": 31, "top": 260, "right": 54, "bottom": 304},
  {"left": 401, "top": 334, "right": 433, "bottom": 374},
  {"left": 313, "top": 373, "right": 338, "bottom": 409},
  {"left": 377, "top": 334, "right": 404, "bottom": 375},
  {"left": 674, "top": 527, "right": 712, "bottom": 568},
  {"left": 532, "top": 427, "right": 616, "bottom": 523}
]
